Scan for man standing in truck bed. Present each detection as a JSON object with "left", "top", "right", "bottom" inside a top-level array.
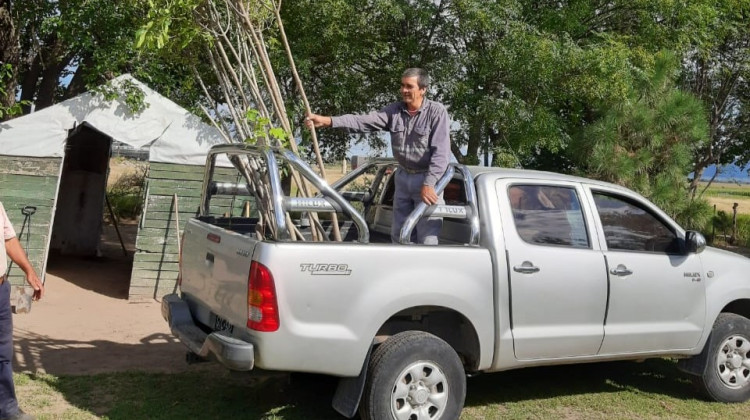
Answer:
[{"left": 306, "top": 68, "right": 451, "bottom": 244}]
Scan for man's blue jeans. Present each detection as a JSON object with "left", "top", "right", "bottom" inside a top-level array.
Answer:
[
  {"left": 0, "top": 278, "right": 19, "bottom": 418},
  {"left": 390, "top": 168, "right": 444, "bottom": 245}
]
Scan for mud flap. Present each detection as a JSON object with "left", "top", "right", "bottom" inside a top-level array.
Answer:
[
  {"left": 332, "top": 344, "right": 373, "bottom": 418},
  {"left": 677, "top": 332, "right": 711, "bottom": 376}
]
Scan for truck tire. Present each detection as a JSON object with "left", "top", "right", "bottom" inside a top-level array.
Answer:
[
  {"left": 359, "top": 331, "right": 466, "bottom": 420},
  {"left": 692, "top": 313, "right": 750, "bottom": 403}
]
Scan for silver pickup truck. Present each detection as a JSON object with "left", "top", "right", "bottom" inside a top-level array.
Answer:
[{"left": 162, "top": 144, "right": 750, "bottom": 419}]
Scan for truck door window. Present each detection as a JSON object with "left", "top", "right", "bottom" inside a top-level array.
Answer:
[
  {"left": 509, "top": 185, "right": 589, "bottom": 248},
  {"left": 592, "top": 192, "right": 679, "bottom": 253}
]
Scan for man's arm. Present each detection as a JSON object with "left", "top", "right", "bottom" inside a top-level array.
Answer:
[
  {"left": 307, "top": 104, "right": 393, "bottom": 133},
  {"left": 5, "top": 237, "right": 44, "bottom": 300}
]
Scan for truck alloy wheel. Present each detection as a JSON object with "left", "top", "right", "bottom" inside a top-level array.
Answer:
[
  {"left": 391, "top": 360, "right": 449, "bottom": 419},
  {"left": 360, "top": 331, "right": 466, "bottom": 420},
  {"left": 694, "top": 313, "right": 750, "bottom": 402},
  {"left": 715, "top": 333, "right": 750, "bottom": 389}
]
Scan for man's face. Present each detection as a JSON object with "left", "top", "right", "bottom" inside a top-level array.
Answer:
[{"left": 400, "top": 76, "right": 425, "bottom": 109}]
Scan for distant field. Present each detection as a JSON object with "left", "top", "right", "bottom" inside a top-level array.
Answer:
[{"left": 700, "top": 182, "right": 750, "bottom": 214}]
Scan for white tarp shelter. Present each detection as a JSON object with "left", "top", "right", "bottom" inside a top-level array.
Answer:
[
  {"left": 0, "top": 75, "right": 232, "bottom": 299},
  {"left": 0, "top": 74, "right": 226, "bottom": 165}
]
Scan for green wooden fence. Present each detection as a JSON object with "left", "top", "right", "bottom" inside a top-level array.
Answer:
[
  {"left": 128, "top": 162, "right": 249, "bottom": 299},
  {"left": 0, "top": 156, "right": 62, "bottom": 285}
]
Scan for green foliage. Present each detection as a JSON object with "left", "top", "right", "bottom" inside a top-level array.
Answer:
[
  {"left": 703, "top": 186, "right": 750, "bottom": 198},
  {"left": 4, "top": 0, "right": 208, "bottom": 119},
  {"left": 135, "top": 0, "right": 206, "bottom": 50},
  {"left": 679, "top": 0, "right": 750, "bottom": 188},
  {"left": 0, "top": 64, "right": 24, "bottom": 119},
  {"left": 282, "top": 1, "right": 684, "bottom": 166},
  {"left": 573, "top": 51, "right": 710, "bottom": 225},
  {"left": 712, "top": 210, "right": 733, "bottom": 237},
  {"left": 107, "top": 164, "right": 147, "bottom": 220},
  {"left": 93, "top": 78, "right": 150, "bottom": 114},
  {"left": 245, "top": 108, "right": 289, "bottom": 147},
  {"left": 709, "top": 212, "right": 750, "bottom": 247},
  {"left": 738, "top": 214, "right": 750, "bottom": 247}
]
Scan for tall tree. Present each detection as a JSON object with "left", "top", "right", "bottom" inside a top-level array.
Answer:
[
  {"left": 3, "top": 0, "right": 204, "bottom": 116},
  {"left": 681, "top": 0, "right": 750, "bottom": 196},
  {"left": 573, "top": 52, "right": 711, "bottom": 227},
  {"left": 0, "top": 0, "right": 20, "bottom": 119}
]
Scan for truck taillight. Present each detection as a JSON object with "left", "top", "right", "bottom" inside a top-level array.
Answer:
[{"left": 247, "top": 261, "right": 279, "bottom": 332}]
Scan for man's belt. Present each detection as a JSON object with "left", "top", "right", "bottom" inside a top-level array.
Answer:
[{"left": 399, "top": 166, "right": 428, "bottom": 174}]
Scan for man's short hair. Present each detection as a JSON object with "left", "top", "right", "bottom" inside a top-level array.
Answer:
[{"left": 402, "top": 68, "right": 430, "bottom": 89}]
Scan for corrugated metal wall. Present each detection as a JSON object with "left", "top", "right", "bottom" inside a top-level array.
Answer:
[{"left": 0, "top": 156, "right": 62, "bottom": 285}]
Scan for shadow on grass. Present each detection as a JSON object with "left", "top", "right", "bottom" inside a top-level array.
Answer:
[
  {"left": 33, "top": 370, "right": 341, "bottom": 420},
  {"left": 22, "top": 358, "right": 702, "bottom": 419},
  {"left": 465, "top": 359, "right": 697, "bottom": 407}
]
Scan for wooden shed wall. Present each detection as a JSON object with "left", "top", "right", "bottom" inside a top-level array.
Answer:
[
  {"left": 0, "top": 156, "right": 61, "bottom": 285},
  {"left": 128, "top": 162, "right": 247, "bottom": 300}
]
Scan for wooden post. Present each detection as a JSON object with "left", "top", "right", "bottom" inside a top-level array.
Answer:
[
  {"left": 105, "top": 194, "right": 129, "bottom": 257},
  {"left": 172, "top": 193, "right": 181, "bottom": 295},
  {"left": 173, "top": 194, "right": 181, "bottom": 257},
  {"left": 712, "top": 204, "right": 716, "bottom": 242},
  {"left": 731, "top": 202, "right": 739, "bottom": 244}
]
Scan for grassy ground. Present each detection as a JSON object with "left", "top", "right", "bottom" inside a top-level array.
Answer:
[{"left": 13, "top": 358, "right": 750, "bottom": 419}]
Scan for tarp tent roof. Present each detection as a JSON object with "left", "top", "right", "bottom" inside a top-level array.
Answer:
[{"left": 0, "top": 74, "right": 227, "bottom": 166}]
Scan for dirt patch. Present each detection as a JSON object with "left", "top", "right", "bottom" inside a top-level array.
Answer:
[{"left": 12, "top": 222, "right": 206, "bottom": 376}]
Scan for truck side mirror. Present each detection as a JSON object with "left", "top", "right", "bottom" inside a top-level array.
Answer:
[{"left": 685, "top": 231, "right": 706, "bottom": 254}]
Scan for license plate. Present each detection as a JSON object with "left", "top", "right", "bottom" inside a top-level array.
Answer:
[{"left": 213, "top": 314, "right": 234, "bottom": 334}]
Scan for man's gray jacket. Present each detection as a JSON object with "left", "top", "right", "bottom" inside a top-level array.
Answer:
[{"left": 331, "top": 99, "right": 451, "bottom": 187}]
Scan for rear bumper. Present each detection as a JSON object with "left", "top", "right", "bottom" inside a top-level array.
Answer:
[{"left": 161, "top": 293, "right": 255, "bottom": 371}]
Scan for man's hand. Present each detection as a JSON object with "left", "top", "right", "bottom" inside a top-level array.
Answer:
[
  {"left": 26, "top": 270, "right": 43, "bottom": 301},
  {"left": 305, "top": 113, "right": 332, "bottom": 129},
  {"left": 421, "top": 185, "right": 439, "bottom": 205}
]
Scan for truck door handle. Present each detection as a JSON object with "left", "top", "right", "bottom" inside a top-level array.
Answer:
[
  {"left": 205, "top": 253, "right": 215, "bottom": 265},
  {"left": 609, "top": 265, "right": 633, "bottom": 276},
  {"left": 513, "top": 262, "right": 540, "bottom": 274}
]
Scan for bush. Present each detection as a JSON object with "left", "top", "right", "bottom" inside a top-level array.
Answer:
[
  {"left": 705, "top": 211, "right": 750, "bottom": 247},
  {"left": 737, "top": 214, "right": 750, "bottom": 247},
  {"left": 107, "top": 166, "right": 147, "bottom": 220}
]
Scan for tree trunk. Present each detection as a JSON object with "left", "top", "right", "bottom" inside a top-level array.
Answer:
[
  {"left": 35, "top": 44, "right": 72, "bottom": 111},
  {"left": 19, "top": 54, "right": 40, "bottom": 114},
  {"left": 450, "top": 141, "right": 465, "bottom": 163},
  {"left": 464, "top": 117, "right": 482, "bottom": 165},
  {"left": 689, "top": 165, "right": 705, "bottom": 198},
  {"left": 64, "top": 55, "right": 92, "bottom": 99},
  {"left": 0, "top": 0, "right": 19, "bottom": 119}
]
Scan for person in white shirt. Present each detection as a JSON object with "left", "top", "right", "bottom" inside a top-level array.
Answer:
[{"left": 0, "top": 202, "right": 43, "bottom": 420}]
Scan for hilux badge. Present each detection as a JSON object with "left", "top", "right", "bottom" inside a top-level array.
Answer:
[{"left": 684, "top": 272, "right": 701, "bottom": 282}]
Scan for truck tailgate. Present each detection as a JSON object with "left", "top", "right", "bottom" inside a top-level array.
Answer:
[{"left": 180, "top": 218, "right": 259, "bottom": 330}]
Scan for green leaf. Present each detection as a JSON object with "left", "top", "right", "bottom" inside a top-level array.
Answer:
[
  {"left": 269, "top": 127, "right": 286, "bottom": 140},
  {"left": 246, "top": 109, "right": 259, "bottom": 122}
]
